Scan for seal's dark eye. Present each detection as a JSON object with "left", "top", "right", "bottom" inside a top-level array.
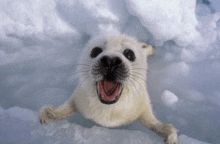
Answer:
[
  {"left": 90, "top": 47, "right": 103, "bottom": 58},
  {"left": 123, "top": 49, "right": 136, "bottom": 61}
]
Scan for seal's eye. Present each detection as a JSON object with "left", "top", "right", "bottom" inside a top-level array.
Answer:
[
  {"left": 90, "top": 47, "right": 103, "bottom": 58},
  {"left": 123, "top": 49, "right": 136, "bottom": 61}
]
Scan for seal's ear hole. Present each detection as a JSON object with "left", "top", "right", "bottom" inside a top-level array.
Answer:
[
  {"left": 123, "top": 49, "right": 136, "bottom": 62},
  {"left": 141, "top": 43, "right": 155, "bottom": 56},
  {"left": 90, "top": 47, "right": 103, "bottom": 58}
]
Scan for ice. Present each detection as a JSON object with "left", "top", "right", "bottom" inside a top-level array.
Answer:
[
  {"left": 163, "top": 52, "right": 175, "bottom": 62},
  {"left": 0, "top": 106, "right": 209, "bottom": 144},
  {"left": 180, "top": 48, "right": 198, "bottom": 63},
  {"left": 208, "top": 91, "right": 220, "bottom": 106},
  {"left": 122, "top": 16, "right": 154, "bottom": 43},
  {"left": 197, "top": 13, "right": 220, "bottom": 48},
  {"left": 186, "top": 90, "right": 206, "bottom": 102},
  {"left": 161, "top": 90, "right": 178, "bottom": 108},
  {"left": 56, "top": 0, "right": 129, "bottom": 36},
  {"left": 0, "top": 0, "right": 220, "bottom": 143},
  {"left": 166, "top": 61, "right": 190, "bottom": 78},
  {"left": 0, "top": 0, "right": 78, "bottom": 39},
  {"left": 178, "top": 135, "right": 209, "bottom": 144},
  {"left": 211, "top": 61, "right": 220, "bottom": 72},
  {"left": 196, "top": 3, "right": 212, "bottom": 16},
  {"left": 125, "top": 0, "right": 200, "bottom": 46},
  {"left": 0, "top": 107, "right": 4, "bottom": 115},
  {"left": 5, "top": 106, "right": 38, "bottom": 122},
  {"left": 209, "top": 0, "right": 220, "bottom": 12}
]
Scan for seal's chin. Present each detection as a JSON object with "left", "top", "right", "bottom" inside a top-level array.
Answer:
[{"left": 97, "top": 79, "right": 123, "bottom": 104}]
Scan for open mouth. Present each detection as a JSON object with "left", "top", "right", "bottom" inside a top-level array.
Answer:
[{"left": 97, "top": 79, "right": 123, "bottom": 104}]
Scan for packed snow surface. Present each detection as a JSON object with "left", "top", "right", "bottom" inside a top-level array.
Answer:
[
  {"left": 0, "top": 106, "right": 209, "bottom": 144},
  {"left": 0, "top": 0, "right": 220, "bottom": 143}
]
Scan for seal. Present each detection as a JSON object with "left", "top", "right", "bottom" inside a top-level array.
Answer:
[{"left": 39, "top": 34, "right": 178, "bottom": 144}]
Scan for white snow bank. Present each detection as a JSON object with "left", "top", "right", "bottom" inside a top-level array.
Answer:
[
  {"left": 0, "top": 0, "right": 79, "bottom": 39},
  {"left": 0, "top": 106, "right": 209, "bottom": 144},
  {"left": 56, "top": 0, "right": 129, "bottom": 36},
  {"left": 0, "top": 0, "right": 201, "bottom": 46},
  {"left": 5, "top": 106, "right": 38, "bottom": 122},
  {"left": 125, "top": 0, "right": 200, "bottom": 46},
  {"left": 161, "top": 90, "right": 178, "bottom": 108},
  {"left": 0, "top": 0, "right": 82, "bottom": 66}
]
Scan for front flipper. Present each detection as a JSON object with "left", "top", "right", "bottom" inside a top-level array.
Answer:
[
  {"left": 39, "top": 99, "right": 77, "bottom": 124},
  {"left": 138, "top": 103, "right": 178, "bottom": 144}
]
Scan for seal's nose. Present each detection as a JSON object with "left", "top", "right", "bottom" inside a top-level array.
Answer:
[
  {"left": 100, "top": 56, "right": 123, "bottom": 82},
  {"left": 100, "top": 56, "right": 122, "bottom": 70}
]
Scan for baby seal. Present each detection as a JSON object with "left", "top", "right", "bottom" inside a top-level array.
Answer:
[{"left": 39, "top": 35, "right": 178, "bottom": 144}]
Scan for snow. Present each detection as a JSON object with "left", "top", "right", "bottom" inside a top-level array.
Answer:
[
  {"left": 209, "top": 0, "right": 220, "bottom": 12},
  {"left": 0, "top": 0, "right": 78, "bottom": 39},
  {"left": 56, "top": 0, "right": 129, "bottom": 36},
  {"left": 178, "top": 135, "right": 209, "bottom": 144},
  {"left": 161, "top": 90, "right": 178, "bottom": 108},
  {"left": 0, "top": 107, "right": 4, "bottom": 115},
  {"left": 0, "top": 106, "right": 209, "bottom": 144},
  {"left": 0, "top": 0, "right": 220, "bottom": 143},
  {"left": 125, "top": 0, "right": 200, "bottom": 46},
  {"left": 6, "top": 106, "right": 38, "bottom": 122}
]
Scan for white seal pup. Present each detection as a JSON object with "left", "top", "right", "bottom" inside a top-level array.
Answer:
[{"left": 39, "top": 35, "right": 178, "bottom": 144}]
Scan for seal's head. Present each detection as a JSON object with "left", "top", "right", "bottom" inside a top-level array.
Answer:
[
  {"left": 77, "top": 35, "right": 154, "bottom": 105},
  {"left": 93, "top": 53, "right": 128, "bottom": 104}
]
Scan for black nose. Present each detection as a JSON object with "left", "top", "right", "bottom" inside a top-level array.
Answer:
[
  {"left": 100, "top": 56, "right": 123, "bottom": 81},
  {"left": 100, "top": 56, "right": 122, "bottom": 70},
  {"left": 92, "top": 55, "right": 128, "bottom": 82}
]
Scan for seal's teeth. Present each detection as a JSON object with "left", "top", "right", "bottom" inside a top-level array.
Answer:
[{"left": 119, "top": 86, "right": 122, "bottom": 94}]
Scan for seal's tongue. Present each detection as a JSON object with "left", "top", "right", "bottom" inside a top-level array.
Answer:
[
  {"left": 103, "top": 80, "right": 117, "bottom": 95},
  {"left": 98, "top": 80, "right": 122, "bottom": 102}
]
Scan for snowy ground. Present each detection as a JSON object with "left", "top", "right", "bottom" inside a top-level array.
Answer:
[
  {"left": 0, "top": 106, "right": 209, "bottom": 144},
  {"left": 0, "top": 0, "right": 220, "bottom": 143}
]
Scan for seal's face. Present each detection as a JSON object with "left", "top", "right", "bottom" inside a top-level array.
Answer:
[
  {"left": 78, "top": 35, "right": 147, "bottom": 105},
  {"left": 91, "top": 49, "right": 132, "bottom": 104}
]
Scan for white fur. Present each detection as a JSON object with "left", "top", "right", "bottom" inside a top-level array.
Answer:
[{"left": 39, "top": 35, "right": 178, "bottom": 144}]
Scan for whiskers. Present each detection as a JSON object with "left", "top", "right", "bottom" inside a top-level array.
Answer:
[
  {"left": 70, "top": 60, "right": 99, "bottom": 93},
  {"left": 131, "top": 62, "right": 152, "bottom": 72},
  {"left": 70, "top": 60, "right": 93, "bottom": 81},
  {"left": 71, "top": 59, "right": 93, "bottom": 69},
  {"left": 126, "top": 65, "right": 153, "bottom": 93},
  {"left": 71, "top": 59, "right": 153, "bottom": 97},
  {"left": 130, "top": 63, "right": 153, "bottom": 87},
  {"left": 125, "top": 76, "right": 146, "bottom": 97},
  {"left": 71, "top": 68, "right": 91, "bottom": 80}
]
